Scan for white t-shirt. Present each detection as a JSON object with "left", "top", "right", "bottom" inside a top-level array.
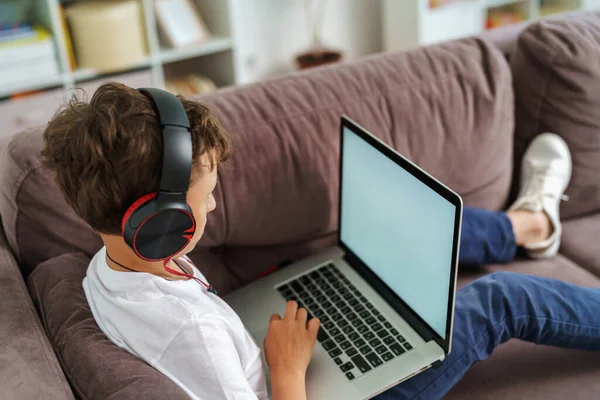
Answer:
[{"left": 83, "top": 247, "right": 269, "bottom": 400}]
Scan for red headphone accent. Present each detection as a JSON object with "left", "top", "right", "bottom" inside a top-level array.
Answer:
[{"left": 121, "top": 192, "right": 158, "bottom": 233}]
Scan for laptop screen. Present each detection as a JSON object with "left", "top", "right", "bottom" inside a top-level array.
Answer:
[{"left": 340, "top": 125, "right": 457, "bottom": 338}]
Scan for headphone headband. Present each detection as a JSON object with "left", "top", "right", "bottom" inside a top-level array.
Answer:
[{"left": 138, "top": 88, "right": 192, "bottom": 194}]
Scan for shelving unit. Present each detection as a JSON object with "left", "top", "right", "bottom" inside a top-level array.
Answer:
[
  {"left": 1, "top": 0, "right": 238, "bottom": 98},
  {"left": 0, "top": 0, "right": 243, "bottom": 138},
  {"left": 383, "top": 0, "right": 600, "bottom": 51}
]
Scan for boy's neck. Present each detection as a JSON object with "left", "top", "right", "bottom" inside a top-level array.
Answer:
[{"left": 101, "top": 234, "right": 188, "bottom": 280}]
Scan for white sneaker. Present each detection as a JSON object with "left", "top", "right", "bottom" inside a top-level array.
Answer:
[{"left": 508, "top": 133, "right": 572, "bottom": 259}]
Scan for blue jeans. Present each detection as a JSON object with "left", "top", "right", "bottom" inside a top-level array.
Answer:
[{"left": 375, "top": 207, "right": 600, "bottom": 400}]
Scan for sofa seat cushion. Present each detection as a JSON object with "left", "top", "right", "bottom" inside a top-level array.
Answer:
[
  {"left": 560, "top": 214, "right": 600, "bottom": 278},
  {"left": 28, "top": 252, "right": 189, "bottom": 400},
  {"left": 511, "top": 10, "right": 600, "bottom": 219},
  {"left": 446, "top": 255, "right": 600, "bottom": 399}
]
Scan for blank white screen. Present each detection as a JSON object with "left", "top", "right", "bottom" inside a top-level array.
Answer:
[{"left": 340, "top": 126, "right": 456, "bottom": 337}]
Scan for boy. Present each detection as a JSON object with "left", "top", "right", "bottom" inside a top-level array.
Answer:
[{"left": 42, "top": 83, "right": 600, "bottom": 400}]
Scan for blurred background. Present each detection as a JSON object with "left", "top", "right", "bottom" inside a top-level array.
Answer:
[{"left": 1, "top": 0, "right": 598, "bottom": 138}]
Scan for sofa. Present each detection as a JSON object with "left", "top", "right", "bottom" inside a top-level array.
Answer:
[{"left": 2, "top": 10, "right": 600, "bottom": 400}]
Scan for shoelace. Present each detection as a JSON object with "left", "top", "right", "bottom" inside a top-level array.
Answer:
[{"left": 519, "top": 163, "right": 570, "bottom": 208}]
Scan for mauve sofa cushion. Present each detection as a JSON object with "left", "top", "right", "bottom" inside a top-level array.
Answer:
[
  {"left": 447, "top": 255, "right": 600, "bottom": 399},
  {"left": 0, "top": 37, "right": 514, "bottom": 284},
  {"left": 511, "top": 11, "right": 600, "bottom": 219},
  {"left": 198, "top": 37, "right": 514, "bottom": 250},
  {"left": 560, "top": 214, "right": 600, "bottom": 278},
  {"left": 27, "top": 252, "right": 189, "bottom": 400}
]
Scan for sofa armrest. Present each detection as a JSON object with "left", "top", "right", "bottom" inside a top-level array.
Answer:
[{"left": 0, "top": 225, "right": 74, "bottom": 399}]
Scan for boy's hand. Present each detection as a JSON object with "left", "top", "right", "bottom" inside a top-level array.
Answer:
[{"left": 264, "top": 300, "right": 320, "bottom": 378}]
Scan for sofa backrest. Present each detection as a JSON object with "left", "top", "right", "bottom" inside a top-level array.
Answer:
[
  {"left": 0, "top": 37, "right": 514, "bottom": 293},
  {"left": 511, "top": 10, "right": 600, "bottom": 219}
]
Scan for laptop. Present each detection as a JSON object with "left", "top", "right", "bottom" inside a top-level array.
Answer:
[{"left": 224, "top": 116, "right": 463, "bottom": 399}]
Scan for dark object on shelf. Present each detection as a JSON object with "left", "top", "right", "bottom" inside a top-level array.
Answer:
[{"left": 295, "top": 49, "right": 342, "bottom": 70}]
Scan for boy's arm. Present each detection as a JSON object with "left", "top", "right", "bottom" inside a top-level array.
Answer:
[
  {"left": 157, "top": 317, "right": 267, "bottom": 400},
  {"left": 270, "top": 370, "right": 307, "bottom": 400}
]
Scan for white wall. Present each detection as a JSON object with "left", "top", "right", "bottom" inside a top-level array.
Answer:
[{"left": 230, "top": 0, "right": 382, "bottom": 84}]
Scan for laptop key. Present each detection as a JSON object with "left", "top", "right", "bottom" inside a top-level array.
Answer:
[
  {"left": 390, "top": 343, "right": 405, "bottom": 356},
  {"left": 372, "top": 309, "right": 380, "bottom": 316},
  {"left": 345, "top": 371, "right": 355, "bottom": 380},
  {"left": 332, "top": 313, "right": 342, "bottom": 322},
  {"left": 328, "top": 348, "right": 342, "bottom": 358},
  {"left": 366, "top": 352, "right": 383, "bottom": 368},
  {"left": 325, "top": 289, "right": 335, "bottom": 297},
  {"left": 364, "top": 331, "right": 375, "bottom": 340},
  {"left": 348, "top": 284, "right": 356, "bottom": 291},
  {"left": 334, "top": 334, "right": 345, "bottom": 343},
  {"left": 404, "top": 343, "right": 413, "bottom": 350},
  {"left": 355, "top": 304, "right": 365, "bottom": 313},
  {"left": 343, "top": 292, "right": 354, "bottom": 300},
  {"left": 340, "top": 306, "right": 351, "bottom": 314},
  {"left": 335, "top": 300, "right": 346, "bottom": 309},
  {"left": 347, "top": 313, "right": 358, "bottom": 321},
  {"left": 340, "top": 341, "right": 352, "bottom": 350},
  {"left": 291, "top": 281, "right": 303, "bottom": 293},
  {"left": 316, "top": 295, "right": 326, "bottom": 303},
  {"left": 331, "top": 294, "right": 341, "bottom": 302},
  {"left": 381, "top": 352, "right": 395, "bottom": 362},
  {"left": 278, "top": 284, "right": 289, "bottom": 292},
  {"left": 359, "top": 310, "right": 370, "bottom": 319},
  {"left": 310, "top": 271, "right": 320, "bottom": 279},
  {"left": 354, "top": 338, "right": 366, "bottom": 348},
  {"left": 317, "top": 329, "right": 329, "bottom": 343},
  {"left": 365, "top": 317, "right": 376, "bottom": 325},
  {"left": 365, "top": 302, "right": 374, "bottom": 309},
  {"left": 300, "top": 276, "right": 310, "bottom": 284},
  {"left": 377, "top": 315, "right": 386, "bottom": 322},
  {"left": 338, "top": 320, "right": 349, "bottom": 328},
  {"left": 351, "top": 318, "right": 364, "bottom": 327},
  {"left": 320, "top": 315, "right": 330, "bottom": 324},
  {"left": 348, "top": 299, "right": 359, "bottom": 307},
  {"left": 375, "top": 345, "right": 387, "bottom": 355},
  {"left": 397, "top": 335, "right": 406, "bottom": 343},
  {"left": 377, "top": 330, "right": 390, "bottom": 339},
  {"left": 329, "top": 327, "right": 340, "bottom": 336},
  {"left": 371, "top": 323, "right": 383, "bottom": 331},
  {"left": 359, "top": 345, "right": 371, "bottom": 355},
  {"left": 351, "top": 355, "right": 372, "bottom": 374},
  {"left": 340, "top": 362, "right": 354, "bottom": 373},
  {"left": 390, "top": 329, "right": 399, "bottom": 336},
  {"left": 342, "top": 325, "right": 354, "bottom": 335},
  {"left": 314, "top": 309, "right": 325, "bottom": 318},
  {"left": 368, "top": 338, "right": 381, "bottom": 347},
  {"left": 333, "top": 357, "right": 343, "bottom": 365},
  {"left": 346, "top": 347, "right": 358, "bottom": 357},
  {"left": 323, "top": 321, "right": 334, "bottom": 330},
  {"left": 384, "top": 336, "right": 396, "bottom": 346},
  {"left": 357, "top": 325, "right": 369, "bottom": 334},
  {"left": 348, "top": 332, "right": 359, "bottom": 341},
  {"left": 384, "top": 322, "right": 392, "bottom": 329},
  {"left": 321, "top": 339, "right": 335, "bottom": 351},
  {"left": 359, "top": 295, "right": 368, "bottom": 302}
]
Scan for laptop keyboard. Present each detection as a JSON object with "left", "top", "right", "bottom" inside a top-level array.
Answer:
[{"left": 277, "top": 263, "right": 413, "bottom": 381}]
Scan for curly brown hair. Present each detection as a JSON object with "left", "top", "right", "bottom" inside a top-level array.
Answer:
[{"left": 41, "top": 82, "right": 230, "bottom": 235}]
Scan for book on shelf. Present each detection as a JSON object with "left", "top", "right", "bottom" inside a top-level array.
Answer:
[
  {"left": 0, "top": 25, "right": 60, "bottom": 91},
  {"left": 0, "top": 25, "right": 57, "bottom": 65}
]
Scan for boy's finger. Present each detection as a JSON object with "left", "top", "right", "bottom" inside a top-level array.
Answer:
[
  {"left": 270, "top": 313, "right": 282, "bottom": 323},
  {"left": 307, "top": 318, "right": 320, "bottom": 341},
  {"left": 284, "top": 300, "right": 298, "bottom": 320},
  {"left": 296, "top": 307, "right": 308, "bottom": 324}
]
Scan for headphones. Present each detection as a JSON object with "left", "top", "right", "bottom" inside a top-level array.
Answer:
[{"left": 121, "top": 88, "right": 196, "bottom": 261}]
